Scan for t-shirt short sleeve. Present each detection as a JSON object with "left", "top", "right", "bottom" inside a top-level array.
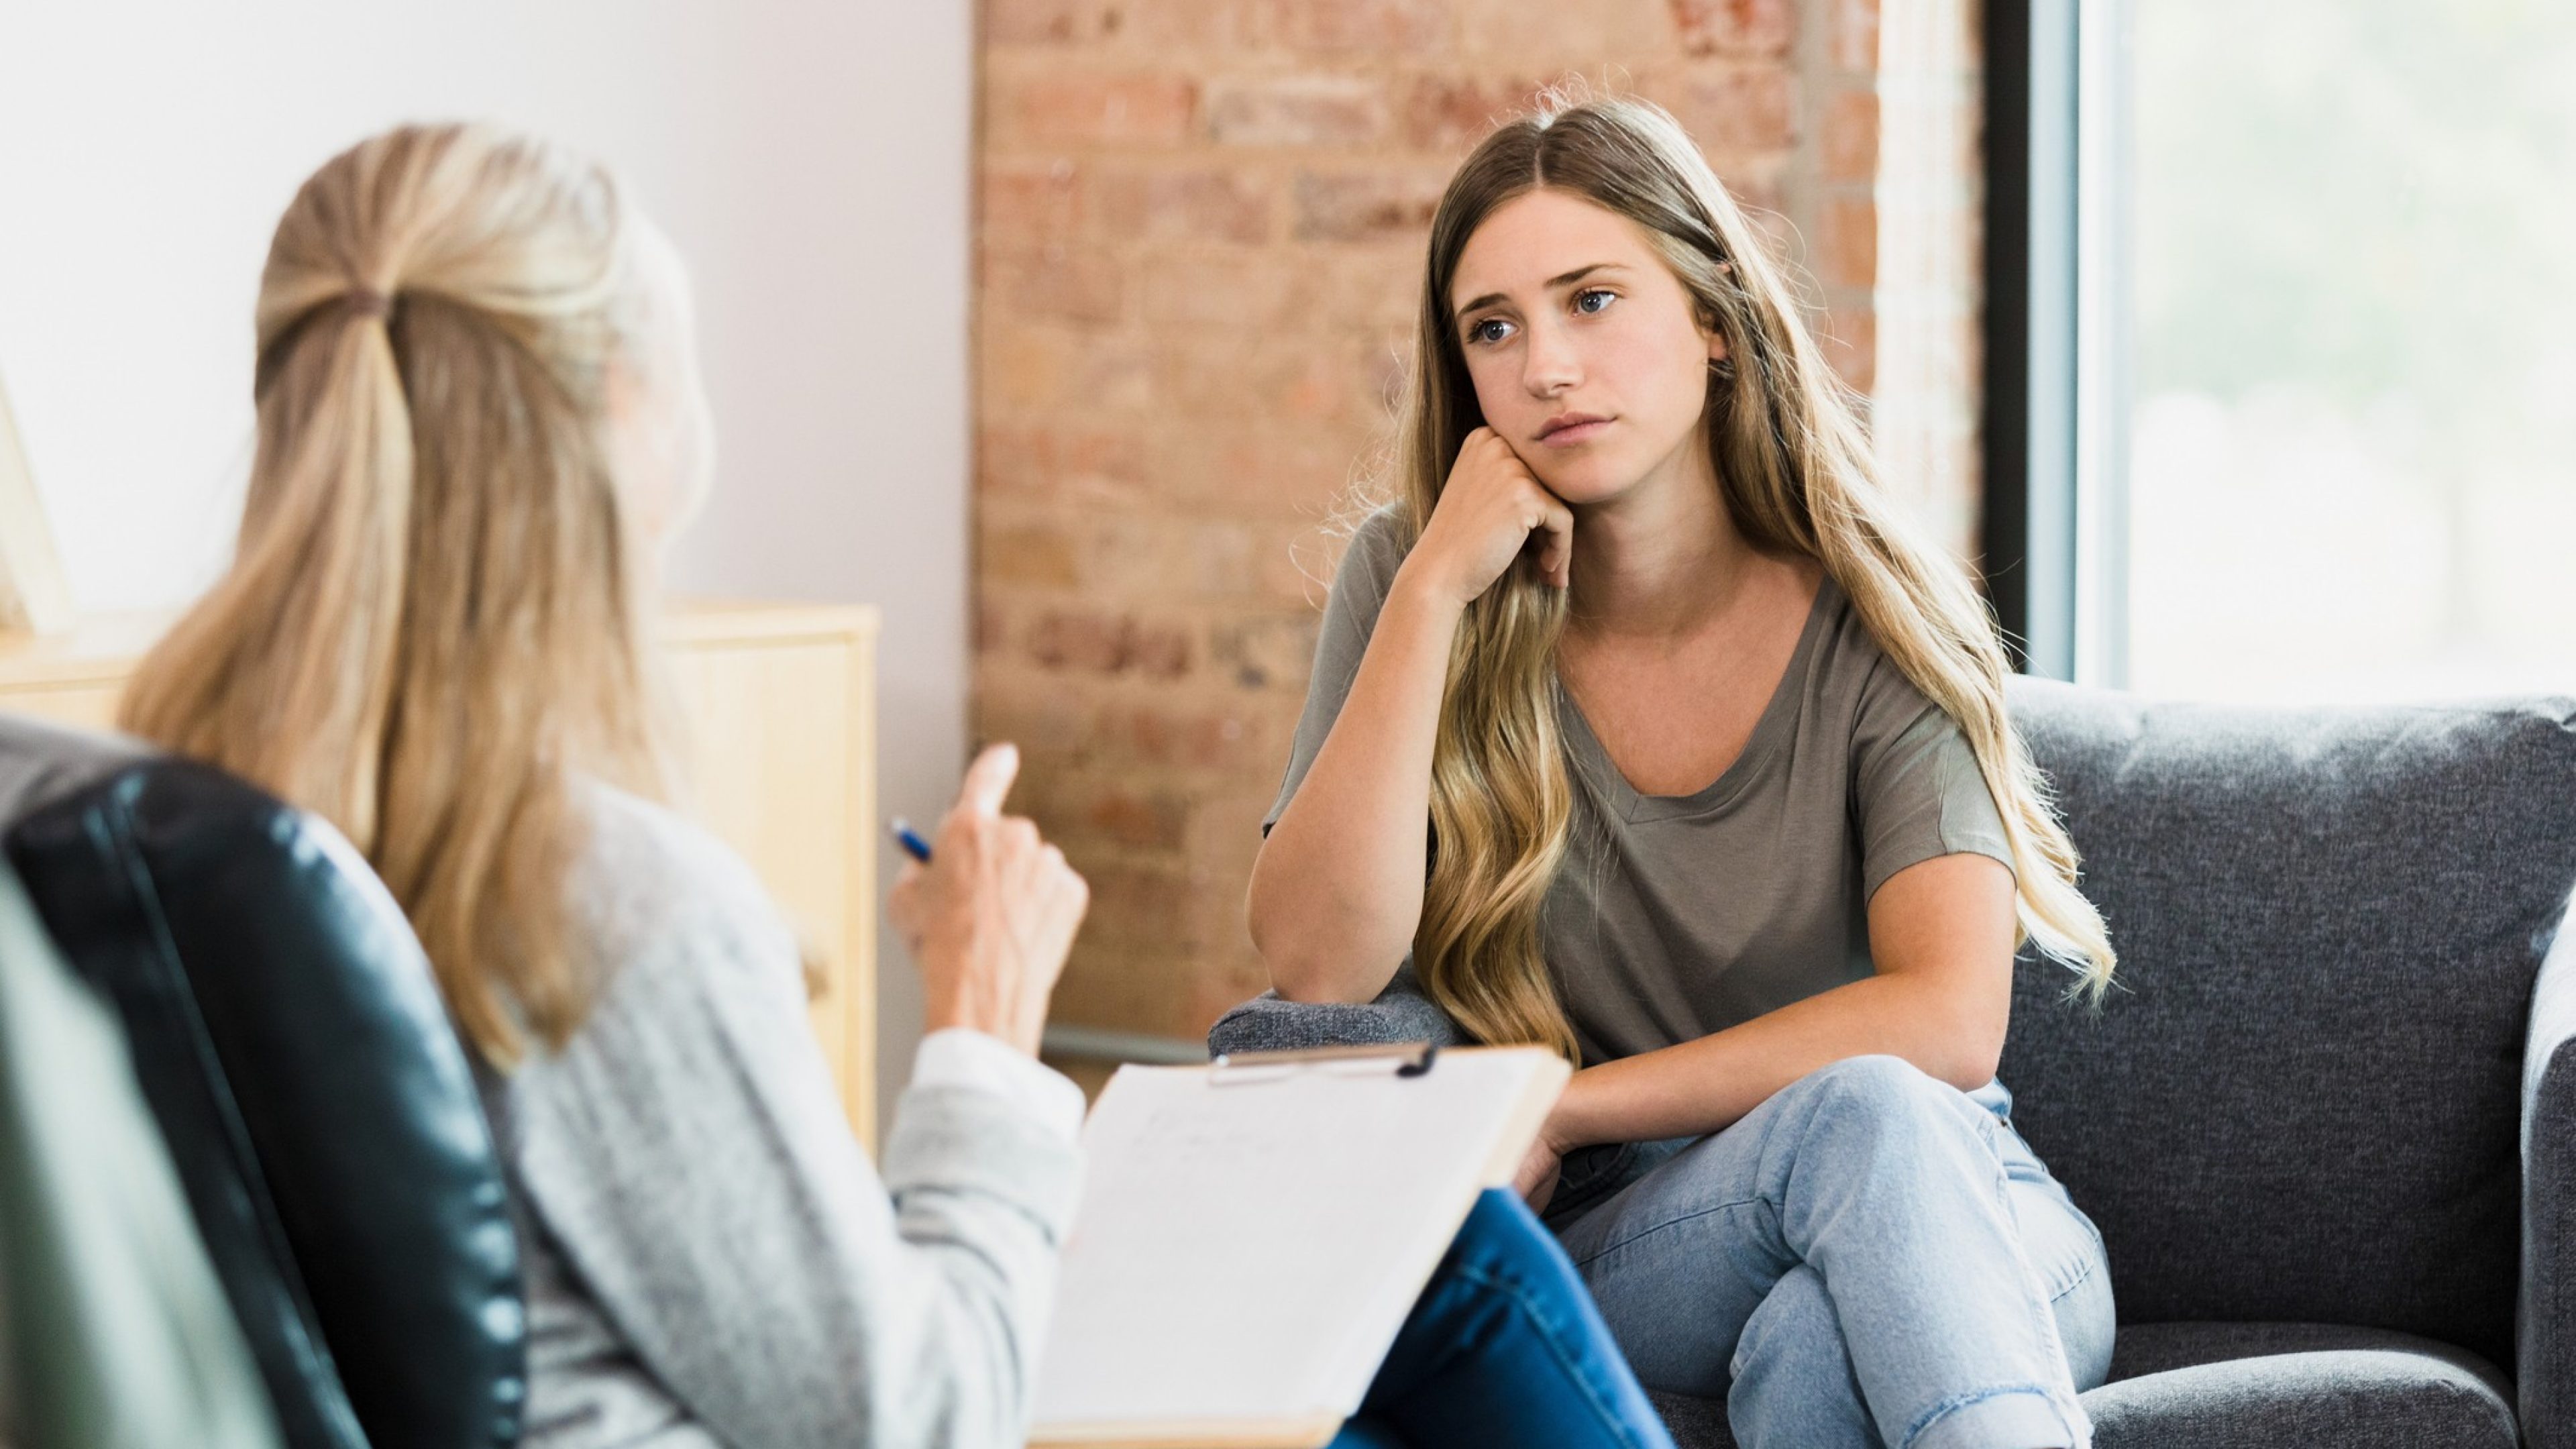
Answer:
[
  {"left": 1265, "top": 508, "right": 1411, "bottom": 833},
  {"left": 1848, "top": 654, "right": 2017, "bottom": 900}
]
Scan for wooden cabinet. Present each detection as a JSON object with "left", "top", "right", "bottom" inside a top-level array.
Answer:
[{"left": 0, "top": 600, "right": 880, "bottom": 1144}]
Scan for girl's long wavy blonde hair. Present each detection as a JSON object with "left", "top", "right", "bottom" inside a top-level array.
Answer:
[
  {"left": 120, "top": 123, "right": 676, "bottom": 1068},
  {"left": 1397, "top": 96, "right": 2116, "bottom": 1063}
]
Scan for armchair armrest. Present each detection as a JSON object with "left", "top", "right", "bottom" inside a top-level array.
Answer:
[
  {"left": 2526, "top": 888, "right": 2576, "bottom": 1448},
  {"left": 1205, "top": 969, "right": 1464, "bottom": 1059}
]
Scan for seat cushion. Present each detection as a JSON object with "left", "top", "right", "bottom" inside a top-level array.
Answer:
[
  {"left": 2088, "top": 1321, "right": 2516, "bottom": 1448},
  {"left": 1999, "top": 680, "right": 2576, "bottom": 1371},
  {"left": 1646, "top": 1322, "right": 2514, "bottom": 1449}
]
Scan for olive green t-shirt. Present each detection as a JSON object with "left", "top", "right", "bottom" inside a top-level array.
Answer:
[{"left": 1265, "top": 508, "right": 2017, "bottom": 1067}]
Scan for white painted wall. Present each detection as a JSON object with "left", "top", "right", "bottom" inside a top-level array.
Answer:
[{"left": 0, "top": 0, "right": 968, "bottom": 1130}]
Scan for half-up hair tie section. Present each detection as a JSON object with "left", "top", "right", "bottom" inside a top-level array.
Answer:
[{"left": 345, "top": 286, "right": 394, "bottom": 319}]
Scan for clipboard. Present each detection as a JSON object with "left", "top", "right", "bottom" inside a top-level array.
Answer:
[{"left": 1027, "top": 1043, "right": 1570, "bottom": 1449}]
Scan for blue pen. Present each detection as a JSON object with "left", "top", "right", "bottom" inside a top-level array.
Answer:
[{"left": 888, "top": 817, "right": 934, "bottom": 863}]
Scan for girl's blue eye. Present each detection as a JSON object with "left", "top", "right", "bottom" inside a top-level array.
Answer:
[
  {"left": 1468, "top": 317, "right": 1513, "bottom": 345},
  {"left": 1574, "top": 288, "right": 1615, "bottom": 315}
]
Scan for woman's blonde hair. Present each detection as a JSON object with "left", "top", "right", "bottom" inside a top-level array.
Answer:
[
  {"left": 120, "top": 122, "right": 676, "bottom": 1068},
  {"left": 1393, "top": 95, "right": 2116, "bottom": 1063}
]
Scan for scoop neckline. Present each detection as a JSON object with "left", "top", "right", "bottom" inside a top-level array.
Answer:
[{"left": 1558, "top": 569, "right": 1839, "bottom": 824}]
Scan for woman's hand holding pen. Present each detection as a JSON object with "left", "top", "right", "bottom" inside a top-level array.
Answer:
[
  {"left": 887, "top": 743, "right": 1089, "bottom": 1057},
  {"left": 1395, "top": 426, "right": 1575, "bottom": 611}
]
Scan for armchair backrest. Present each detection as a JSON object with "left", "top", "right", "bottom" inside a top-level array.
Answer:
[
  {"left": 5, "top": 759, "right": 525, "bottom": 1449},
  {"left": 1998, "top": 678, "right": 2576, "bottom": 1373}
]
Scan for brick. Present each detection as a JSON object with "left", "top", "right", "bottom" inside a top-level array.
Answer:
[
  {"left": 1064, "top": 513, "right": 1191, "bottom": 600},
  {"left": 1024, "top": 773, "right": 1195, "bottom": 851},
  {"left": 1669, "top": 0, "right": 1795, "bottom": 58},
  {"left": 1185, "top": 787, "right": 1276, "bottom": 869},
  {"left": 1819, "top": 303, "right": 1876, "bottom": 393},
  {"left": 980, "top": 158, "right": 1085, "bottom": 243},
  {"left": 1292, "top": 166, "right": 1452, "bottom": 244},
  {"left": 1156, "top": 332, "right": 1381, "bottom": 428},
  {"left": 1654, "top": 65, "right": 1798, "bottom": 156},
  {"left": 984, "top": 0, "right": 1124, "bottom": 46},
  {"left": 1188, "top": 520, "right": 1258, "bottom": 597},
  {"left": 1146, "top": 424, "right": 1373, "bottom": 519},
  {"left": 1206, "top": 74, "right": 1387, "bottom": 147},
  {"left": 1317, "top": 247, "right": 1431, "bottom": 331},
  {"left": 1397, "top": 73, "right": 1546, "bottom": 155},
  {"left": 979, "top": 323, "right": 1154, "bottom": 415},
  {"left": 1279, "top": 0, "right": 1450, "bottom": 55},
  {"left": 1208, "top": 612, "right": 1322, "bottom": 691},
  {"left": 978, "top": 423, "right": 1148, "bottom": 503},
  {"left": 1260, "top": 521, "right": 1351, "bottom": 607},
  {"left": 1091, "top": 166, "right": 1275, "bottom": 244},
  {"left": 1097, "top": 697, "right": 1274, "bottom": 771},
  {"left": 1025, "top": 606, "right": 1194, "bottom": 678},
  {"left": 975, "top": 596, "right": 1008, "bottom": 656},
  {"left": 1821, "top": 86, "right": 1880, "bottom": 183},
  {"left": 980, "top": 244, "right": 1124, "bottom": 325},
  {"left": 1450, "top": 0, "right": 1666, "bottom": 58},
  {"left": 993, "top": 71, "right": 1199, "bottom": 148},
  {"left": 971, "top": 672, "right": 1091, "bottom": 761},
  {"left": 980, "top": 515, "right": 1085, "bottom": 588},
  {"left": 1117, "top": 0, "right": 1275, "bottom": 50},
  {"left": 1711, "top": 156, "right": 1790, "bottom": 219},
  {"left": 1053, "top": 939, "right": 1199, "bottom": 1033},
  {"left": 1831, "top": 0, "right": 1880, "bottom": 72},
  {"left": 1136, "top": 248, "right": 1317, "bottom": 327},
  {"left": 1075, "top": 860, "right": 1203, "bottom": 947},
  {"left": 1817, "top": 193, "right": 1878, "bottom": 288}
]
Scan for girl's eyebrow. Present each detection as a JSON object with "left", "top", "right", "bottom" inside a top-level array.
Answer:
[{"left": 1451, "top": 262, "right": 1627, "bottom": 324}]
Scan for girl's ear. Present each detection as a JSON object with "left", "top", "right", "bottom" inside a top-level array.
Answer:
[{"left": 1707, "top": 329, "right": 1730, "bottom": 364}]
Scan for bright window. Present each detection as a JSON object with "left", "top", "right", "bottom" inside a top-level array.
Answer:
[{"left": 2114, "top": 0, "right": 2576, "bottom": 702}]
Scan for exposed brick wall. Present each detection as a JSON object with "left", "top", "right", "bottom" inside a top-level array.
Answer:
[{"left": 973, "top": 0, "right": 1978, "bottom": 1046}]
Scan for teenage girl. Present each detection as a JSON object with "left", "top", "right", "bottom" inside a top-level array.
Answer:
[{"left": 1251, "top": 97, "right": 2118, "bottom": 1449}]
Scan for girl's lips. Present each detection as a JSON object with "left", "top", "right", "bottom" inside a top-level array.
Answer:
[{"left": 1538, "top": 418, "right": 1612, "bottom": 447}]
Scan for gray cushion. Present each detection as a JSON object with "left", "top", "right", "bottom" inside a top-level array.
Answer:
[
  {"left": 1650, "top": 1322, "right": 2514, "bottom": 1449},
  {"left": 1999, "top": 680, "right": 2576, "bottom": 1373},
  {"left": 1207, "top": 967, "right": 1462, "bottom": 1057},
  {"left": 2086, "top": 1322, "right": 2516, "bottom": 1448}
]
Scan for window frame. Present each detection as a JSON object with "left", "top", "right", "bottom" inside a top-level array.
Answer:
[{"left": 1979, "top": 0, "right": 2129, "bottom": 684}]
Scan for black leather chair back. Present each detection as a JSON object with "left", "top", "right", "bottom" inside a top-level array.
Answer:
[{"left": 7, "top": 761, "right": 525, "bottom": 1449}]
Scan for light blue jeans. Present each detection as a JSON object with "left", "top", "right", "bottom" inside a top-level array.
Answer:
[{"left": 1546, "top": 1056, "right": 2116, "bottom": 1449}]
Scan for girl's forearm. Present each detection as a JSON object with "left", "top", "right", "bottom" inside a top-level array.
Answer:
[
  {"left": 1547, "top": 973, "right": 2002, "bottom": 1148},
  {"left": 1247, "top": 567, "right": 1464, "bottom": 1002}
]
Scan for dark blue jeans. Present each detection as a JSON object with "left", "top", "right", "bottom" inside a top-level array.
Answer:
[{"left": 1330, "top": 1189, "right": 1676, "bottom": 1449}]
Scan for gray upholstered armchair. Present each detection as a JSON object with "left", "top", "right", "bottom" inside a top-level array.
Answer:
[{"left": 1212, "top": 678, "right": 2576, "bottom": 1448}]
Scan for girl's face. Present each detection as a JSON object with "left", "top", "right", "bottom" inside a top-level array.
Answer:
[{"left": 1445, "top": 188, "right": 1725, "bottom": 506}]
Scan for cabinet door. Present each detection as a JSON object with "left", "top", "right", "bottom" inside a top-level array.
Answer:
[
  {"left": 0, "top": 682, "right": 121, "bottom": 731},
  {"left": 665, "top": 632, "right": 876, "bottom": 1142}
]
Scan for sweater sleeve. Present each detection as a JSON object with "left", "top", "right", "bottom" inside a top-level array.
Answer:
[{"left": 506, "top": 790, "right": 1082, "bottom": 1449}]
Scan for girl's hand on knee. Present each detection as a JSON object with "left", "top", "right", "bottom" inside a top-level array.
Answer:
[{"left": 1513, "top": 1133, "right": 1562, "bottom": 1213}]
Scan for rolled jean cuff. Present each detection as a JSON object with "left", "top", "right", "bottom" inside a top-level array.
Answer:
[{"left": 1902, "top": 1385, "right": 2089, "bottom": 1449}]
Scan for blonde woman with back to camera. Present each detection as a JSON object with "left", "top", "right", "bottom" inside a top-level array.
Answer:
[
  {"left": 117, "top": 123, "right": 1091, "bottom": 1446},
  {"left": 121, "top": 122, "right": 1690, "bottom": 1449},
  {"left": 1249, "top": 95, "right": 2121, "bottom": 1448}
]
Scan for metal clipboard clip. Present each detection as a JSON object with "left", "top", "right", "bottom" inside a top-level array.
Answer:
[{"left": 1206, "top": 1040, "right": 1440, "bottom": 1086}]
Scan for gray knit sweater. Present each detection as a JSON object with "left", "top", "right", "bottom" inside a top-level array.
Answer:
[{"left": 476, "top": 786, "right": 1082, "bottom": 1449}]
